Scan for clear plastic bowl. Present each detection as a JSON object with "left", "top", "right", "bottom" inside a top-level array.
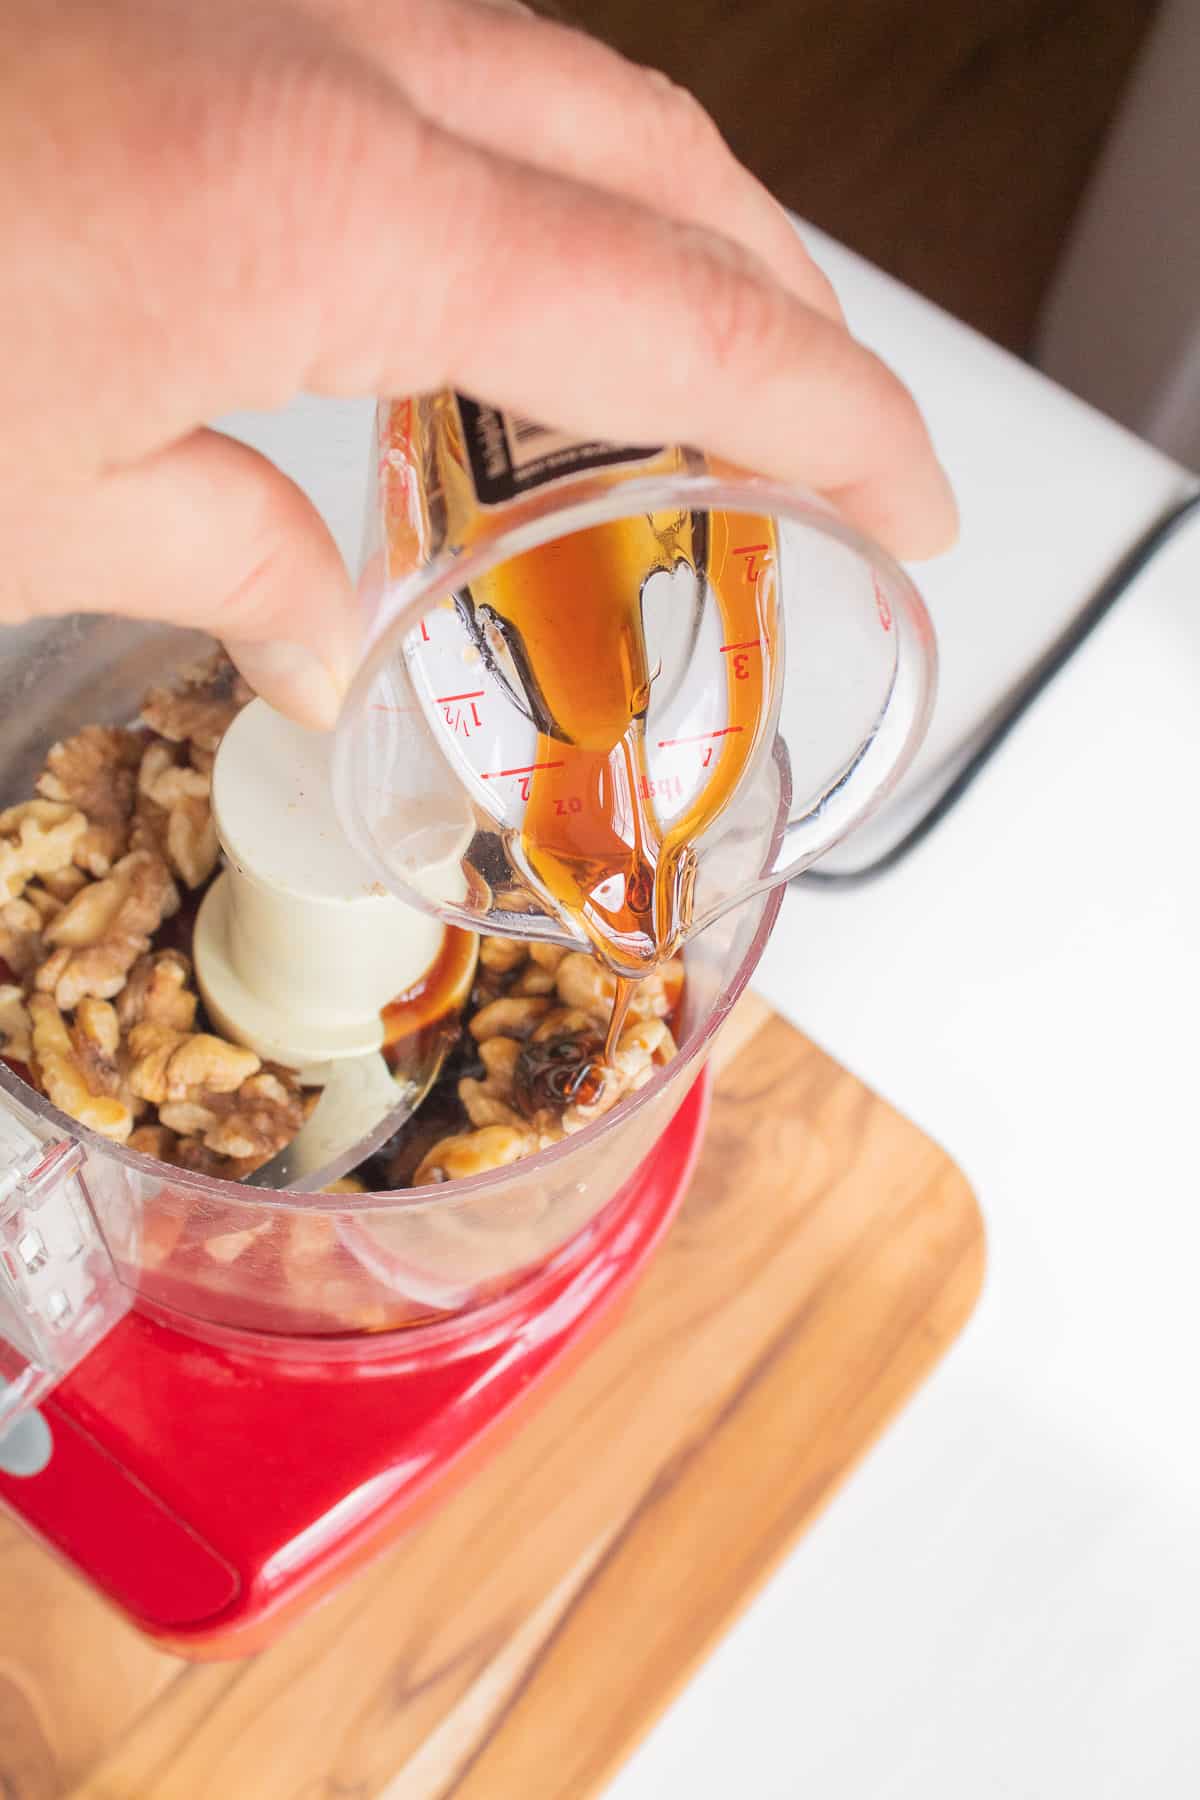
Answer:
[{"left": 0, "top": 618, "right": 778, "bottom": 1351}]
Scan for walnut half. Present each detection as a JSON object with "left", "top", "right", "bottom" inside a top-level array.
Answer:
[
  {"left": 140, "top": 650, "right": 253, "bottom": 753},
  {"left": 136, "top": 741, "right": 219, "bottom": 889},
  {"left": 0, "top": 985, "right": 32, "bottom": 1064},
  {"left": 37, "top": 726, "right": 143, "bottom": 876},
  {"left": 28, "top": 993, "right": 133, "bottom": 1142},
  {"left": 36, "top": 849, "right": 179, "bottom": 1009},
  {"left": 0, "top": 801, "right": 87, "bottom": 903}
]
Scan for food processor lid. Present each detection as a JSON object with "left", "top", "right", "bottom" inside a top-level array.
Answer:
[{"left": 0, "top": 1082, "right": 133, "bottom": 1437}]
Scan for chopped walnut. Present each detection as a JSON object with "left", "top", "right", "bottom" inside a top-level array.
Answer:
[
  {"left": 554, "top": 952, "right": 674, "bottom": 1026},
  {"left": 512, "top": 1012, "right": 616, "bottom": 1139},
  {"left": 166, "top": 796, "right": 219, "bottom": 888},
  {"left": 528, "top": 942, "right": 570, "bottom": 972},
  {"left": 478, "top": 935, "right": 527, "bottom": 974},
  {"left": 73, "top": 996, "right": 121, "bottom": 1065},
  {"left": 22, "top": 885, "right": 63, "bottom": 925},
  {"left": 458, "top": 1079, "right": 527, "bottom": 1131},
  {"left": 40, "top": 865, "right": 88, "bottom": 903},
  {"left": 138, "top": 740, "right": 208, "bottom": 810},
  {"left": 127, "top": 1020, "right": 259, "bottom": 1107},
  {"left": 37, "top": 850, "right": 179, "bottom": 1008},
  {"left": 1, "top": 883, "right": 80, "bottom": 977},
  {"left": 0, "top": 897, "right": 47, "bottom": 977},
  {"left": 140, "top": 650, "right": 253, "bottom": 753},
  {"left": 127, "top": 1030, "right": 306, "bottom": 1176},
  {"left": 400, "top": 934, "right": 686, "bottom": 1188},
  {"left": 128, "top": 791, "right": 165, "bottom": 863},
  {"left": 0, "top": 984, "right": 32, "bottom": 1063},
  {"left": 468, "top": 995, "right": 551, "bottom": 1042},
  {"left": 136, "top": 741, "right": 219, "bottom": 888},
  {"left": 478, "top": 1035, "right": 521, "bottom": 1090},
  {"left": 37, "top": 726, "right": 143, "bottom": 876},
  {"left": 163, "top": 1066, "right": 309, "bottom": 1177},
  {"left": 201, "top": 1069, "right": 308, "bottom": 1162},
  {"left": 413, "top": 1123, "right": 535, "bottom": 1185},
  {"left": 117, "top": 950, "right": 197, "bottom": 1033},
  {"left": 68, "top": 997, "right": 138, "bottom": 1116},
  {"left": 530, "top": 1005, "right": 602, "bottom": 1043},
  {"left": 0, "top": 801, "right": 88, "bottom": 903},
  {"left": 157, "top": 1099, "right": 222, "bottom": 1137},
  {"left": 456, "top": 989, "right": 678, "bottom": 1163},
  {"left": 28, "top": 993, "right": 133, "bottom": 1141},
  {"left": 611, "top": 1016, "right": 675, "bottom": 1088},
  {"left": 128, "top": 1123, "right": 180, "bottom": 1163},
  {"left": 510, "top": 963, "right": 557, "bottom": 996},
  {"left": 169, "top": 1139, "right": 246, "bottom": 1180},
  {"left": 0, "top": 653, "right": 316, "bottom": 1190}
]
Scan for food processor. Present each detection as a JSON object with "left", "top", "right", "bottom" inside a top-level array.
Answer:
[{"left": 0, "top": 407, "right": 937, "bottom": 1656}]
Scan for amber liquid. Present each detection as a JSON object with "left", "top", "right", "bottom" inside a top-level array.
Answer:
[
  {"left": 467, "top": 509, "right": 777, "bottom": 1049},
  {"left": 379, "top": 923, "right": 478, "bottom": 1074},
  {"left": 381, "top": 397, "right": 778, "bottom": 1048}
]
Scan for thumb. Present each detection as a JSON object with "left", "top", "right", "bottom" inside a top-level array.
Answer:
[{"left": 27, "top": 429, "right": 360, "bottom": 729}]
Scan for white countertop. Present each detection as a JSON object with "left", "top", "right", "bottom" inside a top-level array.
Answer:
[{"left": 607, "top": 233, "right": 1200, "bottom": 1798}]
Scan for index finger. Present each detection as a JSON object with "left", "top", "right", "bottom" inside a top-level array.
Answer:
[
  {"left": 303, "top": 109, "right": 956, "bottom": 559},
  {"left": 323, "top": 0, "right": 846, "bottom": 326}
]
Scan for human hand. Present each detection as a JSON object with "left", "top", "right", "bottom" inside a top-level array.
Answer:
[{"left": 0, "top": 0, "right": 956, "bottom": 727}]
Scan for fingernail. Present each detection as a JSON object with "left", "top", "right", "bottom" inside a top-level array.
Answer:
[{"left": 225, "top": 639, "right": 344, "bottom": 732}]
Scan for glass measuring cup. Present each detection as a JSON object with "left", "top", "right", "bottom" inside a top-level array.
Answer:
[{"left": 334, "top": 396, "right": 937, "bottom": 962}]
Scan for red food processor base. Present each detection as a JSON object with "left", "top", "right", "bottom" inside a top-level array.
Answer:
[{"left": 0, "top": 1078, "right": 708, "bottom": 1658}]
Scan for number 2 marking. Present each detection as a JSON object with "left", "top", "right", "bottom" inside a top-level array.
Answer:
[{"left": 732, "top": 543, "right": 770, "bottom": 586}]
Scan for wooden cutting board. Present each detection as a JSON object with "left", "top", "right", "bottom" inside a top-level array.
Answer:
[{"left": 0, "top": 994, "right": 983, "bottom": 1800}]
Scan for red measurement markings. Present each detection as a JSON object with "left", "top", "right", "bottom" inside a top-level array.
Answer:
[
  {"left": 732, "top": 542, "right": 771, "bottom": 585},
  {"left": 656, "top": 726, "right": 744, "bottom": 748},
  {"left": 720, "top": 636, "right": 761, "bottom": 681},
  {"left": 481, "top": 758, "right": 565, "bottom": 803},
  {"left": 435, "top": 689, "right": 485, "bottom": 737},
  {"left": 419, "top": 619, "right": 431, "bottom": 642},
  {"left": 639, "top": 773, "right": 684, "bottom": 802},
  {"left": 872, "top": 574, "right": 893, "bottom": 632},
  {"left": 480, "top": 760, "right": 565, "bottom": 779}
]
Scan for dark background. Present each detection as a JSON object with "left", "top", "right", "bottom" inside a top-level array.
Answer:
[{"left": 560, "top": 0, "right": 1160, "bottom": 350}]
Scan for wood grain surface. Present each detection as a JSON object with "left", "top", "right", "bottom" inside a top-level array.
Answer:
[
  {"left": 0, "top": 995, "right": 984, "bottom": 1800},
  {"left": 560, "top": 0, "right": 1159, "bottom": 350}
]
